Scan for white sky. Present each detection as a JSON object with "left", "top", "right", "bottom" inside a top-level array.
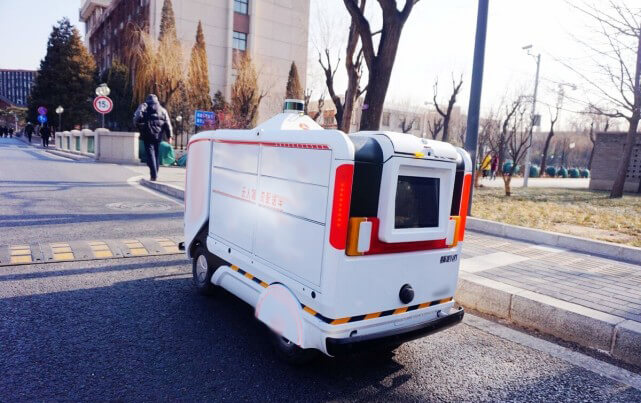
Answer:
[
  {"left": 307, "top": 0, "right": 620, "bottom": 130},
  {"left": 1, "top": 0, "right": 636, "bottom": 130}
]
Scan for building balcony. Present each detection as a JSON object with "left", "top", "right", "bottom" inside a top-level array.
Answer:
[{"left": 80, "top": 0, "right": 112, "bottom": 21}]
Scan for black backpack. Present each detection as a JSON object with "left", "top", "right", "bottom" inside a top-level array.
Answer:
[{"left": 142, "top": 104, "right": 165, "bottom": 142}]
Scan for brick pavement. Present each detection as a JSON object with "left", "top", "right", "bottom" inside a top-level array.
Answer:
[{"left": 463, "top": 232, "right": 641, "bottom": 322}]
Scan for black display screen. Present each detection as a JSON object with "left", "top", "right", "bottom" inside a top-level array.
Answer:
[{"left": 394, "top": 176, "right": 440, "bottom": 229}]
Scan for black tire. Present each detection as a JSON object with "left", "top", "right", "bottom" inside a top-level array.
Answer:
[
  {"left": 192, "top": 245, "right": 218, "bottom": 296},
  {"left": 269, "top": 331, "right": 319, "bottom": 365}
]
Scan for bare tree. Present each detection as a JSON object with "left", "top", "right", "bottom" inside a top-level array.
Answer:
[
  {"left": 426, "top": 116, "right": 443, "bottom": 139},
  {"left": 304, "top": 88, "right": 325, "bottom": 122},
  {"left": 587, "top": 114, "right": 610, "bottom": 169},
  {"left": 316, "top": 0, "right": 365, "bottom": 133},
  {"left": 541, "top": 92, "right": 562, "bottom": 176},
  {"left": 563, "top": 1, "right": 641, "bottom": 197},
  {"left": 432, "top": 74, "right": 464, "bottom": 143},
  {"left": 486, "top": 96, "right": 529, "bottom": 196},
  {"left": 343, "top": 0, "right": 421, "bottom": 130},
  {"left": 475, "top": 110, "right": 500, "bottom": 188},
  {"left": 399, "top": 115, "right": 416, "bottom": 133}
]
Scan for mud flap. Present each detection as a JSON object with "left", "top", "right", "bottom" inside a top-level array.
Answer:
[{"left": 255, "top": 284, "right": 306, "bottom": 348}]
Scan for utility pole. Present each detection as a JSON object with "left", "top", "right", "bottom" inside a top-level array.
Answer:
[
  {"left": 523, "top": 50, "right": 541, "bottom": 188},
  {"left": 464, "top": 0, "right": 490, "bottom": 214}
]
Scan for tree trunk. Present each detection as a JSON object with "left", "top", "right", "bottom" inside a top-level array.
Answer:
[
  {"left": 587, "top": 144, "right": 596, "bottom": 170},
  {"left": 540, "top": 130, "right": 554, "bottom": 176},
  {"left": 359, "top": 22, "right": 403, "bottom": 130},
  {"left": 342, "top": 66, "right": 359, "bottom": 133},
  {"left": 441, "top": 116, "right": 450, "bottom": 143},
  {"left": 503, "top": 175, "right": 511, "bottom": 196},
  {"left": 611, "top": 33, "right": 641, "bottom": 198},
  {"left": 611, "top": 117, "right": 639, "bottom": 197}
]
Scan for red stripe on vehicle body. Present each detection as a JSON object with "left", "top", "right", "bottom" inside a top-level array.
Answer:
[{"left": 362, "top": 217, "right": 448, "bottom": 255}]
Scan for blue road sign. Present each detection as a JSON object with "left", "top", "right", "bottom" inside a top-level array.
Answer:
[
  {"left": 194, "top": 110, "right": 215, "bottom": 127},
  {"left": 38, "top": 114, "right": 47, "bottom": 124}
]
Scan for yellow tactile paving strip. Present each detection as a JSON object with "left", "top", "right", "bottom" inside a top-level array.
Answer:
[
  {"left": 9, "top": 245, "right": 32, "bottom": 264},
  {"left": 0, "top": 237, "right": 183, "bottom": 267},
  {"left": 156, "top": 238, "right": 179, "bottom": 253},
  {"left": 89, "top": 241, "right": 113, "bottom": 259},
  {"left": 124, "top": 240, "right": 149, "bottom": 256},
  {"left": 51, "top": 242, "right": 75, "bottom": 261}
]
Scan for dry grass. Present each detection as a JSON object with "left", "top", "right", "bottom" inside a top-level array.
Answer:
[{"left": 471, "top": 187, "right": 641, "bottom": 248}]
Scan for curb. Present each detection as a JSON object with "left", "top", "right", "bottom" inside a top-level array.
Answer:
[
  {"left": 467, "top": 217, "right": 641, "bottom": 266},
  {"left": 456, "top": 272, "right": 641, "bottom": 367},
  {"left": 15, "top": 135, "right": 94, "bottom": 161},
  {"left": 45, "top": 148, "right": 95, "bottom": 161},
  {"left": 140, "top": 179, "right": 184, "bottom": 200}
]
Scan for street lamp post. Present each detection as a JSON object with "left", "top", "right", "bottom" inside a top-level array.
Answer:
[
  {"left": 56, "top": 106, "right": 64, "bottom": 132},
  {"left": 176, "top": 115, "right": 183, "bottom": 149},
  {"left": 522, "top": 45, "right": 541, "bottom": 188},
  {"left": 464, "top": 0, "right": 490, "bottom": 214},
  {"left": 95, "top": 83, "right": 111, "bottom": 128}
]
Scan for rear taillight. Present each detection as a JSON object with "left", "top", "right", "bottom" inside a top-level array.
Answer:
[
  {"left": 458, "top": 173, "right": 472, "bottom": 241},
  {"left": 329, "top": 164, "right": 354, "bottom": 250}
]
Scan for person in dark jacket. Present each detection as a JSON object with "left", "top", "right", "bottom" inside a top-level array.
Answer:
[
  {"left": 40, "top": 123, "right": 52, "bottom": 147},
  {"left": 8, "top": 127, "right": 14, "bottom": 138},
  {"left": 133, "top": 94, "right": 173, "bottom": 181},
  {"left": 25, "top": 122, "right": 34, "bottom": 143}
]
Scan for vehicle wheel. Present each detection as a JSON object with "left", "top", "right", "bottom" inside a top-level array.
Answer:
[
  {"left": 269, "top": 331, "right": 319, "bottom": 365},
  {"left": 192, "top": 245, "right": 217, "bottom": 296}
]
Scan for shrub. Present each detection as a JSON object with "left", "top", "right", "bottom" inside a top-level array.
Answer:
[{"left": 545, "top": 166, "right": 557, "bottom": 177}]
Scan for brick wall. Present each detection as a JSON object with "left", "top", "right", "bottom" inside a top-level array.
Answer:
[{"left": 590, "top": 132, "right": 641, "bottom": 192}]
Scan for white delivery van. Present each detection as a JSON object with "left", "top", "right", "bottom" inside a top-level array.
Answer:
[{"left": 183, "top": 100, "right": 472, "bottom": 363}]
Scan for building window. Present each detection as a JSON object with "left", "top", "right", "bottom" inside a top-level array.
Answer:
[
  {"left": 382, "top": 112, "right": 390, "bottom": 127},
  {"left": 233, "top": 31, "right": 247, "bottom": 51},
  {"left": 234, "top": 0, "right": 248, "bottom": 14}
]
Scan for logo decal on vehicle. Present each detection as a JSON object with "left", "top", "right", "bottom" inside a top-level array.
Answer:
[{"left": 440, "top": 254, "right": 458, "bottom": 264}]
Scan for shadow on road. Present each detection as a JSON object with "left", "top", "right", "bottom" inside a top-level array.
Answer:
[{"left": 0, "top": 261, "right": 408, "bottom": 401}]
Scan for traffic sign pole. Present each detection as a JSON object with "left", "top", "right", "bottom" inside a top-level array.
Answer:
[{"left": 93, "top": 96, "right": 113, "bottom": 128}]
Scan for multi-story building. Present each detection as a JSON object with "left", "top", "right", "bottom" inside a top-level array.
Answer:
[
  {"left": 79, "top": 0, "right": 310, "bottom": 122},
  {"left": 0, "top": 69, "right": 37, "bottom": 107}
]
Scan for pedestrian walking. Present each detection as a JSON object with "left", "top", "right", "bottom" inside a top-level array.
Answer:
[
  {"left": 490, "top": 154, "right": 498, "bottom": 180},
  {"left": 480, "top": 154, "right": 492, "bottom": 178},
  {"left": 8, "top": 127, "right": 14, "bottom": 138},
  {"left": 25, "top": 122, "right": 34, "bottom": 143},
  {"left": 40, "top": 123, "right": 52, "bottom": 148},
  {"left": 0, "top": 126, "right": 6, "bottom": 138},
  {"left": 133, "top": 94, "right": 173, "bottom": 181}
]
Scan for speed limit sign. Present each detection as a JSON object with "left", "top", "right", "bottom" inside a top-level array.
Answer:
[{"left": 93, "top": 96, "right": 113, "bottom": 114}]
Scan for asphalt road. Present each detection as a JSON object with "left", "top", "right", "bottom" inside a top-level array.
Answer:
[
  {"left": 0, "top": 138, "right": 183, "bottom": 245},
  {"left": 1, "top": 138, "right": 640, "bottom": 401}
]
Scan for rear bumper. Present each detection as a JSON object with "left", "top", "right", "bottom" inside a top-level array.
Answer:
[{"left": 325, "top": 307, "right": 464, "bottom": 356}]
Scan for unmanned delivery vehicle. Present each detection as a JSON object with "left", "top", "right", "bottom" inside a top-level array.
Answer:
[{"left": 182, "top": 100, "right": 472, "bottom": 363}]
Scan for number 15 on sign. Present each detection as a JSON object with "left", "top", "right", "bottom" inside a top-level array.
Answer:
[{"left": 93, "top": 96, "right": 113, "bottom": 128}]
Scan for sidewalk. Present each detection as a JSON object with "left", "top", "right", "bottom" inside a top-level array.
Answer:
[{"left": 141, "top": 169, "right": 641, "bottom": 366}]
